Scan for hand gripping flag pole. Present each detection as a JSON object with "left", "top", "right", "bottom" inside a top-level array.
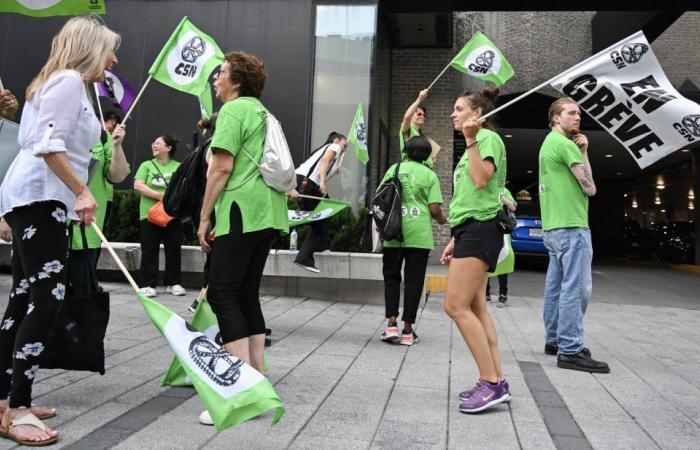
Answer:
[{"left": 91, "top": 222, "right": 285, "bottom": 430}]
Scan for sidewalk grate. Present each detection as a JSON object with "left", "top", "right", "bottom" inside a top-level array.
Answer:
[
  {"left": 64, "top": 387, "right": 196, "bottom": 450},
  {"left": 518, "top": 361, "right": 593, "bottom": 450}
]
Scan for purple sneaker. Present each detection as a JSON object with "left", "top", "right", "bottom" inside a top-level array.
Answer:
[
  {"left": 459, "top": 379, "right": 510, "bottom": 413},
  {"left": 459, "top": 378, "right": 511, "bottom": 402}
]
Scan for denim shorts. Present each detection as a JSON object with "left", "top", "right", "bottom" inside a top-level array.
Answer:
[{"left": 452, "top": 218, "right": 502, "bottom": 271}]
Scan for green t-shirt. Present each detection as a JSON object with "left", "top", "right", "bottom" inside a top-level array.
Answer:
[
  {"left": 448, "top": 128, "right": 506, "bottom": 227},
  {"left": 210, "top": 97, "right": 288, "bottom": 236},
  {"left": 538, "top": 130, "right": 588, "bottom": 231},
  {"left": 71, "top": 133, "right": 122, "bottom": 249},
  {"left": 380, "top": 161, "right": 443, "bottom": 250},
  {"left": 134, "top": 158, "right": 180, "bottom": 220},
  {"left": 399, "top": 124, "right": 433, "bottom": 169}
]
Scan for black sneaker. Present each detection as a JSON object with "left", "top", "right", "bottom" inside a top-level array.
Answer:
[
  {"left": 545, "top": 343, "right": 592, "bottom": 358},
  {"left": 486, "top": 294, "right": 492, "bottom": 302},
  {"left": 265, "top": 338, "right": 272, "bottom": 347},
  {"left": 188, "top": 299, "right": 199, "bottom": 313},
  {"left": 496, "top": 294, "right": 508, "bottom": 308},
  {"left": 557, "top": 351, "right": 610, "bottom": 373},
  {"left": 265, "top": 328, "right": 272, "bottom": 336}
]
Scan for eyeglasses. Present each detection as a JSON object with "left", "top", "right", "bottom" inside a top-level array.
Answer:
[{"left": 414, "top": 112, "right": 425, "bottom": 117}]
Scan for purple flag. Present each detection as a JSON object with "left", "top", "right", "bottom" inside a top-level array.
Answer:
[{"left": 96, "top": 69, "right": 137, "bottom": 114}]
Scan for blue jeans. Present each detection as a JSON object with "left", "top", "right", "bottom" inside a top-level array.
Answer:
[{"left": 543, "top": 228, "right": 592, "bottom": 355}]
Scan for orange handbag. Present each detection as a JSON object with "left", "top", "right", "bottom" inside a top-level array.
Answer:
[{"left": 147, "top": 200, "right": 174, "bottom": 227}]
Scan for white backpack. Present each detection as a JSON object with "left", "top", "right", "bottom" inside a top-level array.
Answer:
[{"left": 239, "top": 111, "right": 296, "bottom": 193}]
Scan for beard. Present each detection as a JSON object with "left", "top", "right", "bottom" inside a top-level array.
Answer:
[{"left": 569, "top": 125, "right": 580, "bottom": 136}]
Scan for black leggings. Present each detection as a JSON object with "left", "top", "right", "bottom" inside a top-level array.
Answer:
[
  {"left": 139, "top": 219, "right": 182, "bottom": 287},
  {"left": 207, "top": 203, "right": 275, "bottom": 343},
  {"left": 486, "top": 274, "right": 508, "bottom": 296},
  {"left": 382, "top": 247, "right": 430, "bottom": 324},
  {"left": 0, "top": 201, "right": 68, "bottom": 408},
  {"left": 294, "top": 174, "right": 330, "bottom": 266}
]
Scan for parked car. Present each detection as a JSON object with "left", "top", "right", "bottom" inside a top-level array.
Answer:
[
  {"left": 510, "top": 200, "right": 547, "bottom": 256},
  {"left": 654, "top": 221, "right": 696, "bottom": 264}
]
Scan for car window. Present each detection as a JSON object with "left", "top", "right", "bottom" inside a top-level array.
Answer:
[{"left": 516, "top": 201, "right": 540, "bottom": 217}]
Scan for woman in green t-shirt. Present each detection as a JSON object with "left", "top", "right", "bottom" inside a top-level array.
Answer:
[
  {"left": 441, "top": 87, "right": 511, "bottom": 413},
  {"left": 399, "top": 89, "right": 435, "bottom": 168},
  {"left": 196, "top": 51, "right": 287, "bottom": 388},
  {"left": 133, "top": 134, "right": 184, "bottom": 299}
]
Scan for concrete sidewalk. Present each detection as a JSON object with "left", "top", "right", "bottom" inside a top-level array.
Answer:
[{"left": 0, "top": 271, "right": 699, "bottom": 449}]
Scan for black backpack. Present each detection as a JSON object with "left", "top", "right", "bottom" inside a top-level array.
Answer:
[
  {"left": 372, "top": 162, "right": 403, "bottom": 241},
  {"left": 163, "top": 137, "right": 211, "bottom": 222}
]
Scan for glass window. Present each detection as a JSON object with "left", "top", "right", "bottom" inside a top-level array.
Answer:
[{"left": 310, "top": 4, "right": 377, "bottom": 211}]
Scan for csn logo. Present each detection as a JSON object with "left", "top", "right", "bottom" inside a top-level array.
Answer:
[
  {"left": 469, "top": 50, "right": 494, "bottom": 74},
  {"left": 175, "top": 36, "right": 206, "bottom": 78},
  {"left": 609, "top": 43, "right": 649, "bottom": 70},
  {"left": 673, "top": 114, "right": 700, "bottom": 143}
]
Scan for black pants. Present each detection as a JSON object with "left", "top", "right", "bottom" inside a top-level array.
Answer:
[
  {"left": 207, "top": 204, "right": 275, "bottom": 343},
  {"left": 0, "top": 201, "right": 68, "bottom": 408},
  {"left": 486, "top": 274, "right": 508, "bottom": 296},
  {"left": 382, "top": 247, "right": 430, "bottom": 324},
  {"left": 294, "top": 175, "right": 330, "bottom": 266},
  {"left": 139, "top": 219, "right": 182, "bottom": 287}
]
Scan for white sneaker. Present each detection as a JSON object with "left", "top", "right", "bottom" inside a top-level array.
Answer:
[
  {"left": 199, "top": 410, "right": 213, "bottom": 426},
  {"left": 140, "top": 287, "right": 157, "bottom": 298},
  {"left": 167, "top": 284, "right": 186, "bottom": 296}
]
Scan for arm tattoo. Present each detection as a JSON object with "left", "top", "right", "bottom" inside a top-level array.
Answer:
[{"left": 578, "top": 166, "right": 594, "bottom": 189}]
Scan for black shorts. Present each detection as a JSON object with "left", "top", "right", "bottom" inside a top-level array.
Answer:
[{"left": 452, "top": 218, "right": 502, "bottom": 272}]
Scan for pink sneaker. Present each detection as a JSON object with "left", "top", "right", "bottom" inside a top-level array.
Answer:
[
  {"left": 399, "top": 332, "right": 418, "bottom": 346},
  {"left": 381, "top": 325, "right": 399, "bottom": 343}
]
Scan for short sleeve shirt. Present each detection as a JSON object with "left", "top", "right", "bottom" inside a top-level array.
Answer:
[
  {"left": 399, "top": 124, "right": 433, "bottom": 169},
  {"left": 380, "top": 161, "right": 442, "bottom": 250},
  {"left": 448, "top": 128, "right": 506, "bottom": 227},
  {"left": 538, "top": 131, "right": 588, "bottom": 231},
  {"left": 134, "top": 158, "right": 180, "bottom": 220},
  {"left": 210, "top": 97, "right": 288, "bottom": 236},
  {"left": 295, "top": 143, "right": 341, "bottom": 185}
]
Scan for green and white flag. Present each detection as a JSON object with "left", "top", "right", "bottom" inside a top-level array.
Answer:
[
  {"left": 139, "top": 293, "right": 284, "bottom": 430},
  {"left": 450, "top": 32, "right": 514, "bottom": 86},
  {"left": 348, "top": 103, "right": 369, "bottom": 164},
  {"left": 0, "top": 0, "right": 105, "bottom": 16},
  {"left": 148, "top": 17, "right": 224, "bottom": 96},
  {"left": 198, "top": 83, "right": 213, "bottom": 119},
  {"left": 288, "top": 198, "right": 350, "bottom": 227},
  {"left": 489, "top": 234, "right": 515, "bottom": 277}
]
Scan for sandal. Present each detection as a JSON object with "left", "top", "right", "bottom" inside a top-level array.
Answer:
[
  {"left": 0, "top": 404, "right": 56, "bottom": 420},
  {"left": 0, "top": 411, "right": 59, "bottom": 446}
]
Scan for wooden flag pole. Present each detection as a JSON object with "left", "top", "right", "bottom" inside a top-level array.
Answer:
[
  {"left": 93, "top": 83, "right": 107, "bottom": 131},
  {"left": 297, "top": 194, "right": 327, "bottom": 202},
  {"left": 91, "top": 222, "right": 141, "bottom": 294},
  {"left": 122, "top": 75, "right": 152, "bottom": 123}
]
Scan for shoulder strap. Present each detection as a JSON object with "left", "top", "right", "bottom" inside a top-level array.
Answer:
[
  {"left": 149, "top": 160, "right": 169, "bottom": 188},
  {"left": 304, "top": 144, "right": 331, "bottom": 180}
]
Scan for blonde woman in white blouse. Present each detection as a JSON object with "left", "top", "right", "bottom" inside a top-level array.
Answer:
[{"left": 0, "top": 16, "right": 120, "bottom": 446}]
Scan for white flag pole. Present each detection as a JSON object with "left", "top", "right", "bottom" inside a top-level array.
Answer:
[
  {"left": 0, "top": 75, "right": 4, "bottom": 92},
  {"left": 426, "top": 61, "right": 452, "bottom": 91},
  {"left": 479, "top": 78, "right": 554, "bottom": 122},
  {"left": 298, "top": 194, "right": 327, "bottom": 202},
  {"left": 122, "top": 75, "right": 152, "bottom": 123},
  {"left": 93, "top": 83, "right": 107, "bottom": 131},
  {"left": 91, "top": 222, "right": 141, "bottom": 294}
]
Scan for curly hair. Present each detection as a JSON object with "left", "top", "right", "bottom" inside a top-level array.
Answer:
[{"left": 223, "top": 51, "right": 266, "bottom": 98}]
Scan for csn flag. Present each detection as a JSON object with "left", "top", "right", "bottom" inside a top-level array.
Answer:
[
  {"left": 489, "top": 235, "right": 514, "bottom": 277},
  {"left": 139, "top": 293, "right": 284, "bottom": 430},
  {"left": 96, "top": 69, "right": 137, "bottom": 114},
  {"left": 162, "top": 299, "right": 269, "bottom": 387},
  {"left": 198, "top": 83, "right": 214, "bottom": 119},
  {"left": 550, "top": 31, "right": 700, "bottom": 169},
  {"left": 149, "top": 17, "right": 224, "bottom": 96},
  {"left": 288, "top": 198, "right": 350, "bottom": 227},
  {"left": 450, "top": 32, "right": 514, "bottom": 86},
  {"left": 348, "top": 103, "right": 368, "bottom": 164},
  {"left": 0, "top": 0, "right": 105, "bottom": 16}
]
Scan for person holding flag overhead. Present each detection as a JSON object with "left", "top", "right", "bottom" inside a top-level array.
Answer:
[
  {"left": 196, "top": 51, "right": 288, "bottom": 424},
  {"left": 379, "top": 136, "right": 446, "bottom": 346},
  {"left": 0, "top": 16, "right": 120, "bottom": 445},
  {"left": 441, "top": 87, "right": 511, "bottom": 414},
  {"left": 289, "top": 132, "right": 347, "bottom": 273},
  {"left": 399, "top": 90, "right": 434, "bottom": 168}
]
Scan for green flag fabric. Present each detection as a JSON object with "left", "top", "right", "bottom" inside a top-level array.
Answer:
[
  {"left": 288, "top": 198, "right": 350, "bottom": 227},
  {"left": 0, "top": 0, "right": 105, "bottom": 16},
  {"left": 162, "top": 299, "right": 268, "bottom": 387},
  {"left": 348, "top": 103, "right": 369, "bottom": 164},
  {"left": 139, "top": 293, "right": 284, "bottom": 430},
  {"left": 198, "top": 83, "right": 213, "bottom": 119},
  {"left": 489, "top": 234, "right": 515, "bottom": 277},
  {"left": 148, "top": 17, "right": 224, "bottom": 96},
  {"left": 449, "top": 32, "right": 514, "bottom": 86}
]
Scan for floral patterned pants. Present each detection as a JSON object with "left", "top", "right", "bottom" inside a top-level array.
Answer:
[{"left": 0, "top": 201, "right": 68, "bottom": 408}]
